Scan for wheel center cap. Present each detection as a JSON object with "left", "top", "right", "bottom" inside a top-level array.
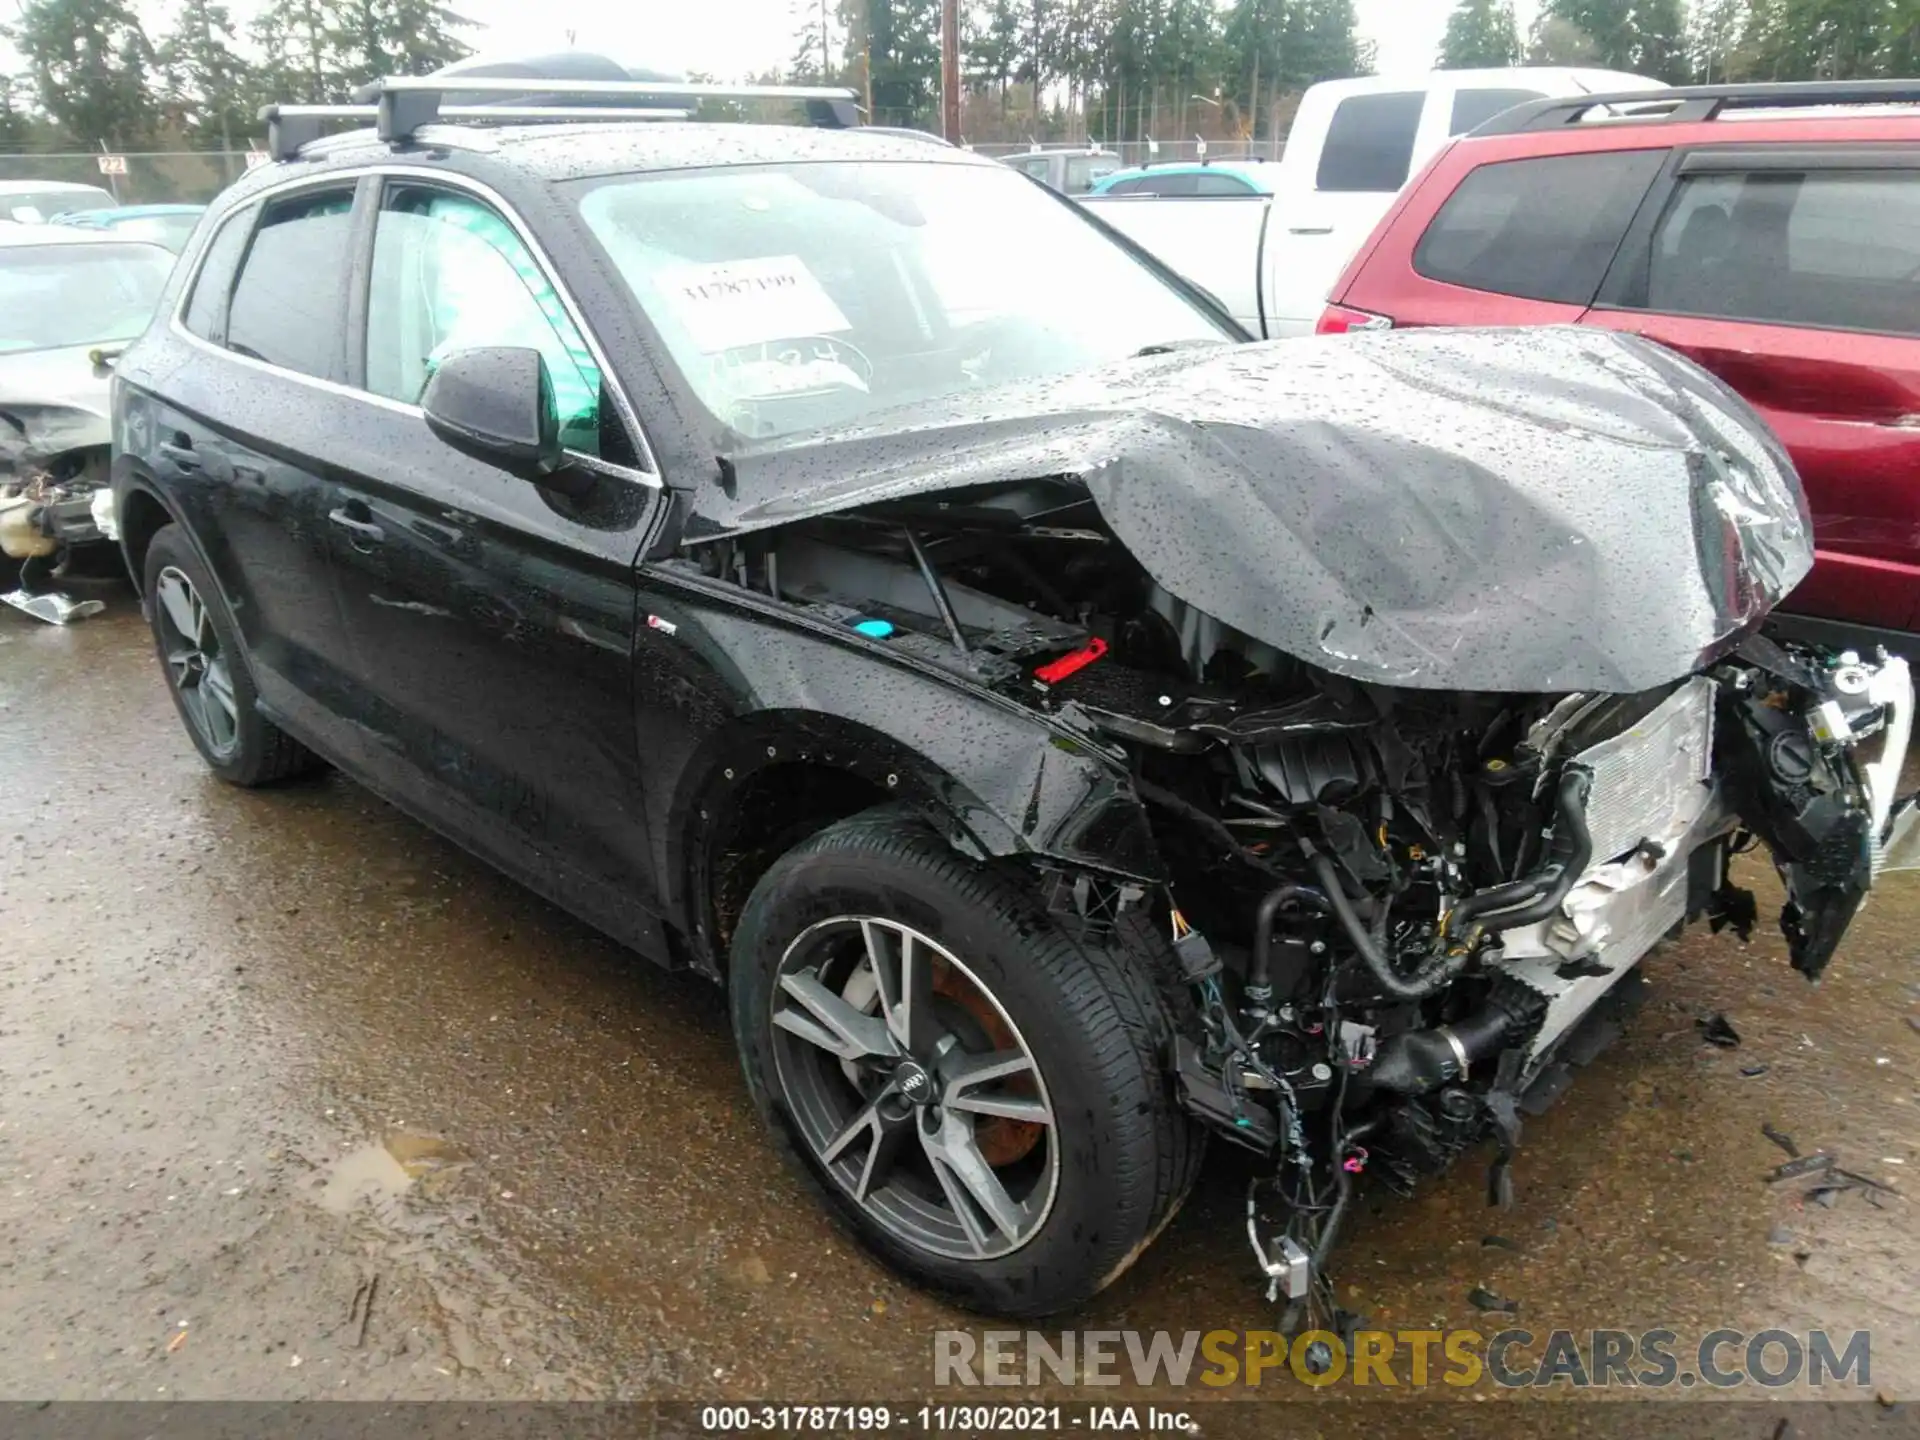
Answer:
[{"left": 894, "top": 1060, "right": 935, "bottom": 1106}]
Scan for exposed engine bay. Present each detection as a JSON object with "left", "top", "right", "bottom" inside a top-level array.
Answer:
[
  {"left": 0, "top": 446, "right": 115, "bottom": 625},
  {"left": 683, "top": 467, "right": 1919, "bottom": 1327}
]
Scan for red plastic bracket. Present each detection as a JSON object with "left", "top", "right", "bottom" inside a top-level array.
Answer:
[{"left": 1034, "top": 636, "right": 1109, "bottom": 685}]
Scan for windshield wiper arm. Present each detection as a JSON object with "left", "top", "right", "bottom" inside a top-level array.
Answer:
[{"left": 1131, "top": 338, "right": 1227, "bottom": 358}]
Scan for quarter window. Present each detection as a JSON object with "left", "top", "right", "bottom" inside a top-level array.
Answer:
[
  {"left": 181, "top": 205, "right": 254, "bottom": 342},
  {"left": 1316, "top": 91, "right": 1424, "bottom": 193},
  {"left": 364, "top": 185, "right": 603, "bottom": 455},
  {"left": 1064, "top": 156, "right": 1114, "bottom": 193},
  {"left": 1448, "top": 88, "right": 1546, "bottom": 136},
  {"left": 1641, "top": 168, "right": 1920, "bottom": 336},
  {"left": 226, "top": 189, "right": 355, "bottom": 378},
  {"left": 1414, "top": 150, "right": 1664, "bottom": 304}
]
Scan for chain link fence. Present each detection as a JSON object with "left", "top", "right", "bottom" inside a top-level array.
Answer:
[
  {"left": 3, "top": 136, "right": 1285, "bottom": 204},
  {"left": 0, "top": 151, "right": 261, "bottom": 206},
  {"left": 967, "top": 138, "right": 1284, "bottom": 167}
]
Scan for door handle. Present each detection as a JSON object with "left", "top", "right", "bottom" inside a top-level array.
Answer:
[
  {"left": 328, "top": 506, "right": 386, "bottom": 548},
  {"left": 1287, "top": 225, "right": 1335, "bottom": 235},
  {"left": 158, "top": 439, "right": 201, "bottom": 471}
]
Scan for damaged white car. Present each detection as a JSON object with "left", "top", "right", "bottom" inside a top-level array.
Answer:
[{"left": 1, "top": 224, "right": 173, "bottom": 622}]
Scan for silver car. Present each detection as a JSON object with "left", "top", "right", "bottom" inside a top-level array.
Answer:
[{"left": 1, "top": 224, "right": 173, "bottom": 620}]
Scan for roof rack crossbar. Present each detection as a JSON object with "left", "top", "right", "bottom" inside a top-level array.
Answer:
[
  {"left": 260, "top": 72, "right": 860, "bottom": 160},
  {"left": 260, "top": 101, "right": 697, "bottom": 159},
  {"left": 261, "top": 103, "right": 378, "bottom": 160},
  {"left": 367, "top": 75, "right": 858, "bottom": 101},
  {"left": 351, "top": 75, "right": 862, "bottom": 141},
  {"left": 1474, "top": 79, "right": 1920, "bottom": 136}
]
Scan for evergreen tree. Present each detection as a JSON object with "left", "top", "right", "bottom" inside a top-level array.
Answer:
[
  {"left": 963, "top": 0, "right": 1025, "bottom": 109},
  {"left": 253, "top": 0, "right": 337, "bottom": 104},
  {"left": 0, "top": 73, "right": 37, "bottom": 150},
  {"left": 790, "top": 0, "right": 839, "bottom": 81},
  {"left": 1532, "top": 0, "right": 1634, "bottom": 68},
  {"left": 1528, "top": 12, "right": 1600, "bottom": 61},
  {"left": 326, "top": 0, "right": 388, "bottom": 87},
  {"left": 1531, "top": 0, "right": 1689, "bottom": 78},
  {"left": 383, "top": 0, "right": 472, "bottom": 76},
  {"left": 160, "top": 0, "right": 250, "bottom": 150},
  {"left": 1686, "top": 0, "right": 1744, "bottom": 80},
  {"left": 1632, "top": 0, "right": 1689, "bottom": 79},
  {"left": 1439, "top": 0, "right": 1522, "bottom": 68},
  {"left": 842, "top": 0, "right": 942, "bottom": 125},
  {"left": 4, "top": 0, "right": 157, "bottom": 148}
]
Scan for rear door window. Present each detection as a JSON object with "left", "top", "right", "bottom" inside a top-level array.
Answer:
[
  {"left": 1448, "top": 88, "right": 1547, "bottom": 135},
  {"left": 1125, "top": 172, "right": 1200, "bottom": 196},
  {"left": 1193, "top": 171, "right": 1258, "bottom": 195},
  {"left": 226, "top": 189, "right": 355, "bottom": 379},
  {"left": 1315, "top": 91, "right": 1424, "bottom": 193},
  {"left": 1414, "top": 150, "right": 1665, "bottom": 303},
  {"left": 1640, "top": 166, "right": 1920, "bottom": 336}
]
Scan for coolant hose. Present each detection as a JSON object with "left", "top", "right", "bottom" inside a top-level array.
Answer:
[
  {"left": 1443, "top": 767, "right": 1593, "bottom": 933},
  {"left": 1467, "top": 768, "right": 1593, "bottom": 934},
  {"left": 1250, "top": 883, "right": 1331, "bottom": 1003},
  {"left": 1307, "top": 850, "right": 1470, "bottom": 1001}
]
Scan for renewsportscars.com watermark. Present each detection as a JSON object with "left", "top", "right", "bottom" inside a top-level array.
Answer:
[{"left": 934, "top": 1328, "right": 1874, "bottom": 1390}]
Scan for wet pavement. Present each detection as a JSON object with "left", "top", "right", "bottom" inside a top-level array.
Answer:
[{"left": 3, "top": 591, "right": 1917, "bottom": 1424}]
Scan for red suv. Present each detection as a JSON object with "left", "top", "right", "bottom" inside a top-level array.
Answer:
[{"left": 1322, "top": 81, "right": 1920, "bottom": 654}]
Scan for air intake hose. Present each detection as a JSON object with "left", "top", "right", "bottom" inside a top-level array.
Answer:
[{"left": 1366, "top": 998, "right": 1525, "bottom": 1095}]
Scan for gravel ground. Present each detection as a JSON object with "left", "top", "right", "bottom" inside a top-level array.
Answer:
[{"left": 2, "top": 590, "right": 1915, "bottom": 1433}]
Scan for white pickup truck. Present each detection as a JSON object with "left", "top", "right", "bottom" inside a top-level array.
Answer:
[{"left": 1081, "top": 68, "right": 1664, "bottom": 337}]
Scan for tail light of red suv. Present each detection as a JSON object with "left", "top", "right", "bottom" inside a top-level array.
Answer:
[{"left": 1316, "top": 304, "right": 1394, "bottom": 335}]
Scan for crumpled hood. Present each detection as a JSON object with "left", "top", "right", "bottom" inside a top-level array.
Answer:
[
  {"left": 698, "top": 327, "right": 1812, "bottom": 693},
  {"left": 0, "top": 345, "right": 113, "bottom": 472}
]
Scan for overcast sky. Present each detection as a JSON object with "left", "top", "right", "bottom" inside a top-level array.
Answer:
[
  {"left": 4, "top": 0, "right": 1544, "bottom": 82},
  {"left": 455, "top": 0, "right": 1544, "bottom": 78}
]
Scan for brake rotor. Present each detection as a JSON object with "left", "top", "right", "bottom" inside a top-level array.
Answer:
[
  {"left": 836, "top": 945, "right": 1044, "bottom": 1168},
  {"left": 930, "top": 956, "right": 1044, "bottom": 1167}
]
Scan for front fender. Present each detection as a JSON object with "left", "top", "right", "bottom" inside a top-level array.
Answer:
[{"left": 641, "top": 579, "right": 1166, "bottom": 931}]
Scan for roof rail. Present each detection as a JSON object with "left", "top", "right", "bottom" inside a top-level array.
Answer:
[
  {"left": 258, "top": 74, "right": 862, "bottom": 161},
  {"left": 1473, "top": 79, "right": 1920, "bottom": 136}
]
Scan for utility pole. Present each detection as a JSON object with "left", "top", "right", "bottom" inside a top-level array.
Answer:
[{"left": 941, "top": 0, "right": 961, "bottom": 141}]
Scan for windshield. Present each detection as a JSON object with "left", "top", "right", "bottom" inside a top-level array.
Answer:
[
  {"left": 4, "top": 186, "right": 116, "bottom": 222},
  {"left": 0, "top": 243, "right": 172, "bottom": 353},
  {"left": 573, "top": 160, "right": 1233, "bottom": 439},
  {"left": 110, "top": 213, "right": 202, "bottom": 253}
]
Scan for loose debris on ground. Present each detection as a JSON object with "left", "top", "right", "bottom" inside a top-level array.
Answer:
[
  {"left": 1467, "top": 1286, "right": 1520, "bottom": 1314},
  {"left": 1759, "top": 1124, "right": 1901, "bottom": 1213},
  {"left": 1697, "top": 1012, "right": 1742, "bottom": 1048}
]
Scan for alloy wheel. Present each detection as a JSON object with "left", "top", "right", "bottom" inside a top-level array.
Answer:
[
  {"left": 769, "top": 916, "right": 1059, "bottom": 1260},
  {"left": 154, "top": 565, "right": 240, "bottom": 759}
]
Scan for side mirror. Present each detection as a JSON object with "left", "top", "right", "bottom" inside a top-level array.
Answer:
[{"left": 421, "top": 346, "right": 562, "bottom": 480}]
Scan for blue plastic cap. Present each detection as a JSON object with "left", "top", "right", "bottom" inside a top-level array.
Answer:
[{"left": 852, "top": 618, "right": 895, "bottom": 639}]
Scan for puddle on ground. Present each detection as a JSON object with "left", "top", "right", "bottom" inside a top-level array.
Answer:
[{"left": 316, "top": 1130, "right": 468, "bottom": 1214}]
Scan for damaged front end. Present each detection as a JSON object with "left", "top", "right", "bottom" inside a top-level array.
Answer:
[
  {"left": 1, "top": 355, "right": 120, "bottom": 624},
  {"left": 683, "top": 326, "right": 1917, "bottom": 1322}
]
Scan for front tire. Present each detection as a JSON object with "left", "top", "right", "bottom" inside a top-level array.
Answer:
[
  {"left": 142, "top": 523, "right": 322, "bottom": 787},
  {"left": 731, "top": 807, "right": 1198, "bottom": 1317}
]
